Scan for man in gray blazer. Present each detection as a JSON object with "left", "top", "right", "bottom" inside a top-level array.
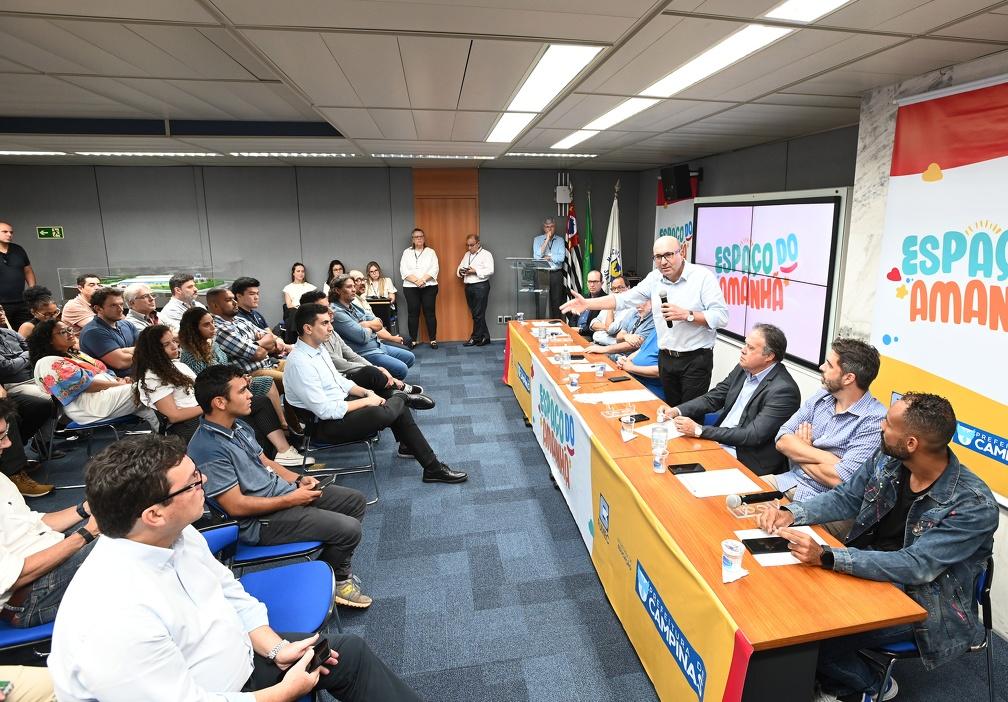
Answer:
[{"left": 669, "top": 323, "right": 800, "bottom": 475}]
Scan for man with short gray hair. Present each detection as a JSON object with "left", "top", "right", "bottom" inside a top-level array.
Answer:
[
  {"left": 123, "top": 284, "right": 159, "bottom": 332},
  {"left": 532, "top": 217, "right": 566, "bottom": 319},
  {"left": 668, "top": 323, "right": 800, "bottom": 476}
]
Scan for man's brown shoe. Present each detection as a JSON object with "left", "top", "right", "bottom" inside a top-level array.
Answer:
[{"left": 10, "top": 471, "right": 54, "bottom": 497}]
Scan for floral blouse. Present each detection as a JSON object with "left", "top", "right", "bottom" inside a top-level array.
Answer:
[{"left": 37, "top": 352, "right": 111, "bottom": 406}]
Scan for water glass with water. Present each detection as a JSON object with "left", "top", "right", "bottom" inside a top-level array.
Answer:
[
  {"left": 619, "top": 415, "right": 636, "bottom": 441},
  {"left": 560, "top": 349, "right": 572, "bottom": 369},
  {"left": 652, "top": 449, "right": 669, "bottom": 473},
  {"left": 595, "top": 364, "right": 605, "bottom": 379}
]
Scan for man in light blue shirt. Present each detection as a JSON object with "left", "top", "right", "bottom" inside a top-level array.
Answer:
[
  {"left": 767, "top": 338, "right": 887, "bottom": 538},
  {"left": 669, "top": 324, "right": 801, "bottom": 475},
  {"left": 562, "top": 235, "right": 728, "bottom": 405},
  {"left": 284, "top": 303, "right": 466, "bottom": 485},
  {"left": 532, "top": 217, "right": 567, "bottom": 319}
]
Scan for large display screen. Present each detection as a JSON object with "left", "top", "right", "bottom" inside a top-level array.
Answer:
[{"left": 692, "top": 198, "right": 840, "bottom": 367}]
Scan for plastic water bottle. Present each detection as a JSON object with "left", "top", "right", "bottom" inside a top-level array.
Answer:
[
  {"left": 595, "top": 364, "right": 605, "bottom": 379},
  {"left": 652, "top": 448, "right": 668, "bottom": 473},
  {"left": 539, "top": 335, "right": 548, "bottom": 353},
  {"left": 560, "top": 349, "right": 571, "bottom": 369}
]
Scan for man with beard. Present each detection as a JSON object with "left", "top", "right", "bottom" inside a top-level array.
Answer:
[
  {"left": 757, "top": 393, "right": 997, "bottom": 702},
  {"left": 764, "top": 338, "right": 886, "bottom": 538}
]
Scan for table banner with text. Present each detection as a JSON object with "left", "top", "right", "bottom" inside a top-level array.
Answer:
[
  {"left": 505, "top": 324, "right": 534, "bottom": 421},
  {"left": 531, "top": 354, "right": 595, "bottom": 550},
  {"left": 590, "top": 439, "right": 752, "bottom": 702}
]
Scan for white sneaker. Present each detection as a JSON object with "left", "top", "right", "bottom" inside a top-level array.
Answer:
[{"left": 274, "top": 447, "right": 315, "bottom": 467}]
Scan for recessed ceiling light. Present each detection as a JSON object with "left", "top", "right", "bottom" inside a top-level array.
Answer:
[
  {"left": 75, "top": 152, "right": 222, "bottom": 157},
  {"left": 584, "top": 97, "right": 661, "bottom": 131},
  {"left": 641, "top": 24, "right": 792, "bottom": 98},
  {"left": 486, "top": 113, "right": 537, "bottom": 143},
  {"left": 765, "top": 0, "right": 852, "bottom": 23},
  {"left": 230, "top": 152, "right": 357, "bottom": 158},
  {"left": 506, "top": 152, "right": 597, "bottom": 158},
  {"left": 551, "top": 131, "right": 599, "bottom": 150},
  {"left": 370, "top": 153, "right": 495, "bottom": 160},
  {"left": 507, "top": 44, "right": 603, "bottom": 112},
  {"left": 0, "top": 150, "right": 67, "bottom": 156}
]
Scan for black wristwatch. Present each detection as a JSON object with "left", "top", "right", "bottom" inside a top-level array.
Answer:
[
  {"left": 76, "top": 502, "right": 90, "bottom": 520},
  {"left": 820, "top": 545, "right": 835, "bottom": 570},
  {"left": 76, "top": 526, "right": 96, "bottom": 544}
]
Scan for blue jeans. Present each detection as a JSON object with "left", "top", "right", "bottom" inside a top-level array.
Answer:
[
  {"left": 817, "top": 623, "right": 915, "bottom": 697},
  {"left": 8, "top": 538, "right": 96, "bottom": 627},
  {"left": 366, "top": 344, "right": 415, "bottom": 380}
]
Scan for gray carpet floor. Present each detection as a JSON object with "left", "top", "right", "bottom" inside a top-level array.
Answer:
[{"left": 30, "top": 341, "right": 1005, "bottom": 701}]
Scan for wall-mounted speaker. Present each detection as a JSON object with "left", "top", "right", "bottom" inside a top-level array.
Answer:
[{"left": 660, "top": 164, "right": 692, "bottom": 201}]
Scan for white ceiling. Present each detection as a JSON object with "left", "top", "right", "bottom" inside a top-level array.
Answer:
[{"left": 0, "top": 0, "right": 1005, "bottom": 169}]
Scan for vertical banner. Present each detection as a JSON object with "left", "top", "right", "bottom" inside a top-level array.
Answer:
[
  {"left": 531, "top": 355, "right": 594, "bottom": 549},
  {"left": 590, "top": 441, "right": 751, "bottom": 702},
  {"left": 872, "top": 80, "right": 1008, "bottom": 496}
]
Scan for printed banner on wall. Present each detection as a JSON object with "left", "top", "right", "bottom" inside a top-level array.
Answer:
[
  {"left": 655, "top": 174, "right": 694, "bottom": 259},
  {"left": 590, "top": 440, "right": 751, "bottom": 701},
  {"left": 531, "top": 355, "right": 594, "bottom": 549},
  {"left": 872, "top": 80, "right": 1008, "bottom": 495}
]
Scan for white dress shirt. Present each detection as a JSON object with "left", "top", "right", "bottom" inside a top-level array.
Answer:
[
  {"left": 457, "top": 247, "right": 494, "bottom": 284},
  {"left": 160, "top": 297, "right": 206, "bottom": 333},
  {"left": 615, "top": 263, "right": 728, "bottom": 352},
  {"left": 0, "top": 473, "right": 64, "bottom": 606},
  {"left": 283, "top": 339, "right": 356, "bottom": 420},
  {"left": 399, "top": 247, "right": 439, "bottom": 288},
  {"left": 49, "top": 526, "right": 268, "bottom": 702}
]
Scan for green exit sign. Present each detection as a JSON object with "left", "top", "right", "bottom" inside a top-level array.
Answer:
[{"left": 37, "top": 226, "right": 64, "bottom": 239}]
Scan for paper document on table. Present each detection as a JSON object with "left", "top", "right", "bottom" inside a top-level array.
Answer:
[
  {"left": 531, "top": 321, "right": 563, "bottom": 327},
  {"left": 572, "top": 389, "right": 656, "bottom": 405},
  {"left": 572, "top": 363, "right": 605, "bottom": 373},
  {"left": 546, "top": 345, "right": 586, "bottom": 353},
  {"left": 734, "top": 527, "right": 827, "bottom": 567},
  {"left": 634, "top": 423, "right": 683, "bottom": 440},
  {"left": 675, "top": 468, "right": 762, "bottom": 498}
]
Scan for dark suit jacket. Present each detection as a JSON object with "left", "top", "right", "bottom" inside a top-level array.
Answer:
[{"left": 676, "top": 363, "right": 801, "bottom": 475}]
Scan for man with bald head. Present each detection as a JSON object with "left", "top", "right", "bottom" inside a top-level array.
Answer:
[{"left": 562, "top": 235, "right": 728, "bottom": 406}]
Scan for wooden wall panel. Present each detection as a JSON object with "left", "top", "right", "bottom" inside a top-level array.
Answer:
[{"left": 412, "top": 169, "right": 479, "bottom": 342}]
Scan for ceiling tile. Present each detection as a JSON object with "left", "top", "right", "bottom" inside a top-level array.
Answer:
[
  {"left": 316, "top": 108, "right": 383, "bottom": 138},
  {"left": 938, "top": 12, "right": 1008, "bottom": 41},
  {"left": 842, "top": 38, "right": 1002, "bottom": 76},
  {"left": 458, "top": 39, "right": 543, "bottom": 111},
  {"left": 0, "top": 73, "right": 150, "bottom": 117},
  {"left": 450, "top": 111, "right": 499, "bottom": 141},
  {"left": 125, "top": 24, "right": 260, "bottom": 80},
  {"left": 240, "top": 29, "right": 361, "bottom": 106},
  {"left": 322, "top": 33, "right": 410, "bottom": 108},
  {"left": 537, "top": 94, "right": 625, "bottom": 129},
  {"left": 0, "top": 0, "right": 218, "bottom": 22},
  {"left": 369, "top": 109, "right": 418, "bottom": 139},
  {"left": 398, "top": 36, "right": 471, "bottom": 109},
  {"left": 412, "top": 110, "right": 455, "bottom": 140}
]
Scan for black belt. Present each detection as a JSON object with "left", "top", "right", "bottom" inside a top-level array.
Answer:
[
  {"left": 660, "top": 347, "right": 711, "bottom": 358},
  {"left": 465, "top": 280, "right": 490, "bottom": 286}
]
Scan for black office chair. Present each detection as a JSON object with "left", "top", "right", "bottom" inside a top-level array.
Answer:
[{"left": 283, "top": 400, "right": 379, "bottom": 505}]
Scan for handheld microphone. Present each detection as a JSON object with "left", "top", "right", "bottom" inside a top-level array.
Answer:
[
  {"left": 726, "top": 491, "right": 784, "bottom": 509},
  {"left": 658, "top": 292, "right": 668, "bottom": 304}
]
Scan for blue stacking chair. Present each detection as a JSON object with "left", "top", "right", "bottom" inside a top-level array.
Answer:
[
  {"left": 284, "top": 400, "right": 379, "bottom": 505},
  {"left": 865, "top": 557, "right": 994, "bottom": 702},
  {"left": 197, "top": 523, "right": 341, "bottom": 635},
  {"left": 198, "top": 514, "right": 322, "bottom": 576},
  {"left": 0, "top": 620, "right": 55, "bottom": 663}
]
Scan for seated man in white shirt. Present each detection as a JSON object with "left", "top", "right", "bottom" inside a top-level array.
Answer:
[
  {"left": 589, "top": 275, "right": 629, "bottom": 345},
  {"left": 158, "top": 272, "right": 206, "bottom": 333},
  {"left": 284, "top": 303, "right": 466, "bottom": 485},
  {"left": 0, "top": 397, "right": 99, "bottom": 628},
  {"left": 48, "top": 435, "right": 421, "bottom": 702}
]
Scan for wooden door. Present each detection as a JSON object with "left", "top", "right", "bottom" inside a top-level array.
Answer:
[{"left": 412, "top": 169, "right": 479, "bottom": 342}]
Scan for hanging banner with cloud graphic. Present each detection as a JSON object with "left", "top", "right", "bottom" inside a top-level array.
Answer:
[{"left": 872, "top": 80, "right": 1008, "bottom": 494}]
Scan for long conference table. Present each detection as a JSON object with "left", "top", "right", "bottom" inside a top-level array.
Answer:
[{"left": 503, "top": 321, "right": 925, "bottom": 702}]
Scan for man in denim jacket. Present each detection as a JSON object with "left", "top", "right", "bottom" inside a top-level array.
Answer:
[{"left": 758, "top": 392, "right": 997, "bottom": 701}]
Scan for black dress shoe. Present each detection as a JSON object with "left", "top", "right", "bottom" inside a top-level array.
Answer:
[
  {"left": 463, "top": 338, "right": 477, "bottom": 347},
  {"left": 406, "top": 340, "right": 417, "bottom": 349},
  {"left": 394, "top": 390, "right": 435, "bottom": 410},
  {"left": 400, "top": 383, "right": 424, "bottom": 395},
  {"left": 476, "top": 337, "right": 491, "bottom": 346},
  {"left": 422, "top": 463, "right": 468, "bottom": 483}
]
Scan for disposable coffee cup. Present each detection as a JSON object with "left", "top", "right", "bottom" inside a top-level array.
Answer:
[{"left": 721, "top": 539, "right": 744, "bottom": 578}]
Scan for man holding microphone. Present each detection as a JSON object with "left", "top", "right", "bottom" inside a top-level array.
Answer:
[{"left": 561, "top": 235, "right": 728, "bottom": 406}]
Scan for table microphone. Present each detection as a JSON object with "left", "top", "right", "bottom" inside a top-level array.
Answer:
[{"left": 726, "top": 492, "right": 784, "bottom": 509}]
